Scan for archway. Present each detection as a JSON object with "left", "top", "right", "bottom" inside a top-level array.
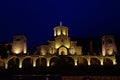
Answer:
[
  {"left": 50, "top": 56, "right": 74, "bottom": 68},
  {"left": 22, "top": 58, "right": 33, "bottom": 69},
  {"left": 36, "top": 58, "right": 47, "bottom": 67},
  {"left": 90, "top": 58, "right": 100, "bottom": 66},
  {"left": 8, "top": 58, "right": 19, "bottom": 69},
  {"left": 103, "top": 58, "right": 113, "bottom": 66},
  {"left": 77, "top": 58, "right": 88, "bottom": 66},
  {"left": 59, "top": 47, "right": 67, "bottom": 55},
  {"left": 50, "top": 57, "right": 60, "bottom": 67},
  {"left": 63, "top": 56, "right": 74, "bottom": 67}
]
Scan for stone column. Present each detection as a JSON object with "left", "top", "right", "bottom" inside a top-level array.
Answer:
[
  {"left": 33, "top": 59, "right": 36, "bottom": 67},
  {"left": 73, "top": 57, "right": 78, "bottom": 66},
  {"left": 100, "top": 58, "right": 103, "bottom": 65},
  {"left": 5, "top": 61, "right": 8, "bottom": 69},
  {"left": 74, "top": 59, "right": 78, "bottom": 66},
  {"left": 46, "top": 58, "right": 50, "bottom": 67},
  {"left": 19, "top": 59, "right": 22, "bottom": 68},
  {"left": 87, "top": 58, "right": 91, "bottom": 66},
  {"left": 113, "top": 59, "right": 117, "bottom": 65}
]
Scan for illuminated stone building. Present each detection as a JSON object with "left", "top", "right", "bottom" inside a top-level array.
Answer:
[
  {"left": 0, "top": 22, "right": 117, "bottom": 69},
  {"left": 102, "top": 35, "right": 117, "bottom": 56},
  {"left": 37, "top": 22, "right": 82, "bottom": 56},
  {"left": 12, "top": 35, "right": 27, "bottom": 54}
]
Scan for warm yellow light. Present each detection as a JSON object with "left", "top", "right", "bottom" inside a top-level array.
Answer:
[
  {"left": 102, "top": 52, "right": 105, "bottom": 56},
  {"left": 107, "top": 49, "right": 113, "bottom": 55},
  {"left": 87, "top": 59, "right": 91, "bottom": 66},
  {"left": 33, "top": 62, "right": 36, "bottom": 67},
  {"left": 5, "top": 64, "right": 8, "bottom": 69},
  {"left": 41, "top": 50, "right": 46, "bottom": 55},
  {"left": 62, "top": 30, "right": 66, "bottom": 35},
  {"left": 100, "top": 59, "right": 103, "bottom": 65},
  {"left": 101, "top": 61, "right": 103, "bottom": 65},
  {"left": 113, "top": 60, "right": 117, "bottom": 65},
  {"left": 55, "top": 44, "right": 60, "bottom": 49},
  {"left": 65, "top": 44, "right": 70, "bottom": 48},
  {"left": 54, "top": 30, "right": 56, "bottom": 36},
  {"left": 47, "top": 61, "right": 50, "bottom": 67},
  {"left": 23, "top": 50, "right": 27, "bottom": 54},
  {"left": 19, "top": 61, "right": 22, "bottom": 68},
  {"left": 13, "top": 47, "right": 22, "bottom": 54},
  {"left": 19, "top": 64, "right": 22, "bottom": 68},
  {"left": 88, "top": 62, "right": 91, "bottom": 66},
  {"left": 57, "top": 30, "right": 61, "bottom": 35},
  {"left": 74, "top": 60, "right": 77, "bottom": 66}
]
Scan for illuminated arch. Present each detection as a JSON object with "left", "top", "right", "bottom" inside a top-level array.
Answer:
[
  {"left": 90, "top": 58, "right": 100, "bottom": 65},
  {"left": 7, "top": 56, "right": 19, "bottom": 62},
  {"left": 77, "top": 57, "right": 88, "bottom": 66},
  {"left": 22, "top": 57, "right": 33, "bottom": 68},
  {"left": 8, "top": 57, "right": 19, "bottom": 68},
  {"left": 50, "top": 57, "right": 60, "bottom": 67},
  {"left": 50, "top": 56, "right": 74, "bottom": 67},
  {"left": 64, "top": 56, "right": 74, "bottom": 66},
  {"left": 58, "top": 47, "right": 68, "bottom": 55},
  {"left": 22, "top": 56, "right": 33, "bottom": 61},
  {"left": 103, "top": 58, "right": 113, "bottom": 66},
  {"left": 36, "top": 57, "right": 47, "bottom": 67}
]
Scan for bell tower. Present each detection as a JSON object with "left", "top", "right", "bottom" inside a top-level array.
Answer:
[
  {"left": 54, "top": 21, "right": 70, "bottom": 49},
  {"left": 102, "top": 35, "right": 117, "bottom": 56},
  {"left": 53, "top": 21, "right": 68, "bottom": 37},
  {"left": 12, "top": 35, "right": 27, "bottom": 54}
]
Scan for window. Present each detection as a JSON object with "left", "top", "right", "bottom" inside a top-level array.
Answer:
[
  {"left": 15, "top": 38, "right": 21, "bottom": 41},
  {"left": 107, "top": 39, "right": 112, "bottom": 44}
]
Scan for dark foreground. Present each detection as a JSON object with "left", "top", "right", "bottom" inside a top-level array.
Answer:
[{"left": 0, "top": 65, "right": 120, "bottom": 80}]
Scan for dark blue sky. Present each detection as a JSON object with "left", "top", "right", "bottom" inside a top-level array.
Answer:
[{"left": 0, "top": 0, "right": 120, "bottom": 47}]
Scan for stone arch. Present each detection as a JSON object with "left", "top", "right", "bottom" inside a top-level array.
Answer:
[
  {"left": 103, "top": 58, "right": 113, "bottom": 66},
  {"left": 36, "top": 57, "right": 47, "bottom": 67},
  {"left": 58, "top": 47, "right": 68, "bottom": 55},
  {"left": 64, "top": 56, "right": 74, "bottom": 66},
  {"left": 77, "top": 57, "right": 88, "bottom": 66},
  {"left": 50, "top": 57, "right": 60, "bottom": 67},
  {"left": 50, "top": 56, "right": 74, "bottom": 67},
  {"left": 90, "top": 58, "right": 100, "bottom": 65},
  {"left": 22, "top": 57, "right": 33, "bottom": 68},
  {"left": 7, "top": 56, "right": 19, "bottom": 62},
  {"left": 8, "top": 57, "right": 19, "bottom": 69}
]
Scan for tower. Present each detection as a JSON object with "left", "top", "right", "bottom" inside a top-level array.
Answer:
[
  {"left": 53, "top": 21, "right": 68, "bottom": 37},
  {"left": 12, "top": 35, "right": 27, "bottom": 54},
  {"left": 53, "top": 22, "right": 70, "bottom": 55},
  {"left": 102, "top": 35, "right": 117, "bottom": 56}
]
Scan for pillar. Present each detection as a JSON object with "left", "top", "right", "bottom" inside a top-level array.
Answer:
[
  {"left": 74, "top": 60, "right": 77, "bottom": 66},
  {"left": 87, "top": 58, "right": 91, "bottom": 66},
  {"left": 33, "top": 59, "right": 36, "bottom": 67},
  {"left": 5, "top": 62, "right": 8, "bottom": 69},
  {"left": 100, "top": 59, "right": 103, "bottom": 66},
  {"left": 47, "top": 58, "right": 50, "bottom": 67},
  {"left": 113, "top": 59, "right": 117, "bottom": 65},
  {"left": 19, "top": 60, "right": 22, "bottom": 68}
]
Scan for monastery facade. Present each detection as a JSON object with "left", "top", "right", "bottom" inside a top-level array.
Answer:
[{"left": 0, "top": 23, "right": 117, "bottom": 69}]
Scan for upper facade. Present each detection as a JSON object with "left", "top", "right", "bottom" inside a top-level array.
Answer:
[
  {"left": 10, "top": 22, "right": 117, "bottom": 57},
  {"left": 37, "top": 22, "right": 82, "bottom": 56}
]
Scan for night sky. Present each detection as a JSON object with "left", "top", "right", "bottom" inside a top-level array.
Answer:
[{"left": 0, "top": 0, "right": 120, "bottom": 48}]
